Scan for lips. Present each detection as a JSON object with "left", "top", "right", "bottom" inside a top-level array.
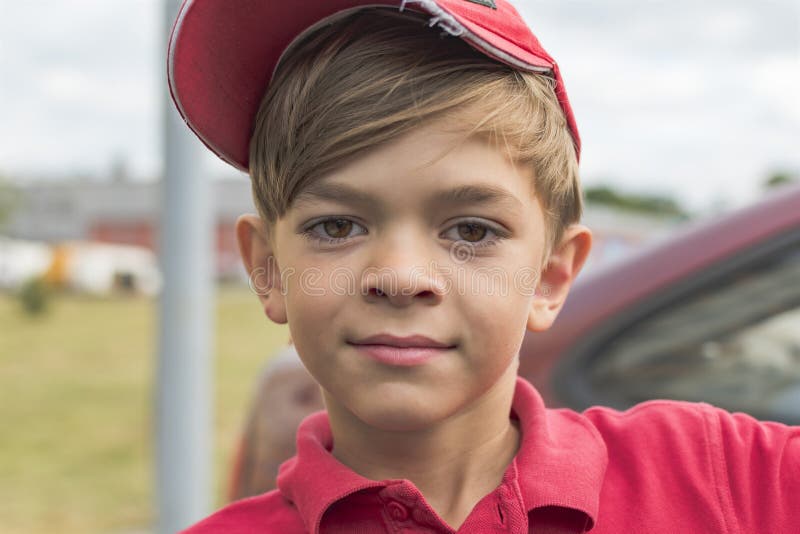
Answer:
[
  {"left": 349, "top": 333, "right": 455, "bottom": 349},
  {"left": 348, "top": 333, "right": 457, "bottom": 367}
]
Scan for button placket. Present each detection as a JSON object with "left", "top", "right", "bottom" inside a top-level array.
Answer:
[
  {"left": 379, "top": 482, "right": 447, "bottom": 532},
  {"left": 387, "top": 500, "right": 409, "bottom": 521}
]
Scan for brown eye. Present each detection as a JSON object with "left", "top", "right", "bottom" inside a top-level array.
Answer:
[
  {"left": 457, "top": 222, "right": 487, "bottom": 242},
  {"left": 323, "top": 219, "right": 352, "bottom": 238}
]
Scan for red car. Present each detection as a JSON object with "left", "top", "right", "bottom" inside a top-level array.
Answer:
[{"left": 520, "top": 182, "right": 800, "bottom": 425}]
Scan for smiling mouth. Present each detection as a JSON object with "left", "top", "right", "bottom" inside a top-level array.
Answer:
[
  {"left": 347, "top": 342, "right": 455, "bottom": 367},
  {"left": 348, "top": 332, "right": 456, "bottom": 348}
]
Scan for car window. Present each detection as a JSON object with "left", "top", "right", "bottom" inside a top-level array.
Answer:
[{"left": 566, "top": 233, "right": 800, "bottom": 424}]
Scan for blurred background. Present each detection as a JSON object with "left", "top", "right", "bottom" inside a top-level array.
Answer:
[{"left": 0, "top": 0, "right": 798, "bottom": 532}]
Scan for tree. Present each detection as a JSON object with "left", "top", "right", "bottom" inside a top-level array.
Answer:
[
  {"left": 584, "top": 184, "right": 689, "bottom": 219},
  {"left": 763, "top": 172, "right": 797, "bottom": 190}
]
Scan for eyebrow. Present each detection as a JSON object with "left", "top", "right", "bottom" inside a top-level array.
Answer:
[{"left": 292, "top": 181, "right": 525, "bottom": 212}]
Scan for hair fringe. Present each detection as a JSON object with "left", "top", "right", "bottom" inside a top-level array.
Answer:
[{"left": 249, "top": 7, "right": 582, "bottom": 259}]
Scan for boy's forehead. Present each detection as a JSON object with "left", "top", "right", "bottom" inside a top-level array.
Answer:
[
  {"left": 290, "top": 120, "right": 535, "bottom": 212},
  {"left": 292, "top": 116, "right": 535, "bottom": 203}
]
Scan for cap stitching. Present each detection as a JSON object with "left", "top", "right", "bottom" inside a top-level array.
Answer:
[{"left": 401, "top": 0, "right": 552, "bottom": 74}]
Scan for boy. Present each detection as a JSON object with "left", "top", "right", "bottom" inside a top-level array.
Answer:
[{"left": 168, "top": 1, "right": 798, "bottom": 532}]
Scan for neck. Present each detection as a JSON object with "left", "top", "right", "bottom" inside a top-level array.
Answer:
[{"left": 326, "top": 363, "right": 521, "bottom": 529}]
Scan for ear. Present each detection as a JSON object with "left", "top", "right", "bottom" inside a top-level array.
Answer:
[
  {"left": 235, "top": 213, "right": 288, "bottom": 324},
  {"left": 527, "top": 224, "right": 592, "bottom": 332}
]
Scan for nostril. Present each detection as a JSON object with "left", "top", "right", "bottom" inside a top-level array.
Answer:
[{"left": 370, "top": 288, "right": 438, "bottom": 299}]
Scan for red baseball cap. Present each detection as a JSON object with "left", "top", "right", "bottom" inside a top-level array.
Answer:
[{"left": 167, "top": 0, "right": 581, "bottom": 172}]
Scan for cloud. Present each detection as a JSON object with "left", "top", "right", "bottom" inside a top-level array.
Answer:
[
  {"left": 752, "top": 55, "right": 800, "bottom": 121},
  {"left": 0, "top": 0, "right": 160, "bottom": 177},
  {"left": 519, "top": 0, "right": 800, "bottom": 210}
]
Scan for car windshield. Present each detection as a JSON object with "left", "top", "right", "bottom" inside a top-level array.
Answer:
[{"left": 589, "top": 246, "right": 800, "bottom": 422}]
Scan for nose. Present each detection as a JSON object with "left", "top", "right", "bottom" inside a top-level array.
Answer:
[{"left": 360, "top": 230, "right": 446, "bottom": 307}]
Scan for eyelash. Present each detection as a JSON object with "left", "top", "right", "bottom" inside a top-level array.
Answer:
[{"left": 300, "top": 217, "right": 508, "bottom": 247}]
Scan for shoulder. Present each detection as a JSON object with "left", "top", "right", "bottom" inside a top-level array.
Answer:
[
  {"left": 581, "top": 399, "right": 718, "bottom": 479},
  {"left": 583, "top": 399, "right": 800, "bottom": 532},
  {"left": 582, "top": 398, "right": 712, "bottom": 440},
  {"left": 582, "top": 398, "right": 800, "bottom": 456},
  {"left": 180, "top": 489, "right": 305, "bottom": 534}
]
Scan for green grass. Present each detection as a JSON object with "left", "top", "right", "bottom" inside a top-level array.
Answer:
[{"left": 0, "top": 285, "right": 290, "bottom": 533}]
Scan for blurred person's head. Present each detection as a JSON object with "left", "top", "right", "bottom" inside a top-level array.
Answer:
[{"left": 228, "top": 343, "right": 324, "bottom": 500}]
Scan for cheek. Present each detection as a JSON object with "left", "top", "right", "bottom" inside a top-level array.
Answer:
[
  {"left": 477, "top": 296, "right": 529, "bottom": 341},
  {"left": 458, "top": 268, "right": 532, "bottom": 357},
  {"left": 281, "top": 261, "right": 342, "bottom": 325},
  {"left": 281, "top": 264, "right": 354, "bottom": 384}
]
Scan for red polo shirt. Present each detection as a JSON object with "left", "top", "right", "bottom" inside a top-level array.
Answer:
[{"left": 182, "top": 377, "right": 799, "bottom": 533}]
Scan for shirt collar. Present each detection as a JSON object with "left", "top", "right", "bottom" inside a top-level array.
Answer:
[
  {"left": 510, "top": 376, "right": 608, "bottom": 529},
  {"left": 277, "top": 376, "right": 608, "bottom": 533}
]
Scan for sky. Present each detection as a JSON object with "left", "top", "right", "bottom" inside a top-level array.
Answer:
[{"left": 0, "top": 0, "right": 798, "bottom": 213}]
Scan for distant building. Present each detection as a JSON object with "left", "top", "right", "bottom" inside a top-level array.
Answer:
[
  {"left": 0, "top": 237, "right": 52, "bottom": 289},
  {"left": 4, "top": 177, "right": 254, "bottom": 281},
  {"left": 0, "top": 236, "right": 161, "bottom": 296}
]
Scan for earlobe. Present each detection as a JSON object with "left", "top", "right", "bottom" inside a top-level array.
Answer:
[
  {"left": 526, "top": 224, "right": 592, "bottom": 332},
  {"left": 235, "top": 213, "right": 288, "bottom": 324}
]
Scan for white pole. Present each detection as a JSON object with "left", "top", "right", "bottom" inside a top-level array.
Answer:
[{"left": 157, "top": 0, "right": 215, "bottom": 532}]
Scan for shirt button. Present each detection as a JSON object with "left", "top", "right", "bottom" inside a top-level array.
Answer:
[{"left": 387, "top": 500, "right": 409, "bottom": 521}]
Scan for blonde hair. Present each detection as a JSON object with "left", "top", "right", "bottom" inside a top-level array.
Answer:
[{"left": 249, "top": 7, "right": 582, "bottom": 259}]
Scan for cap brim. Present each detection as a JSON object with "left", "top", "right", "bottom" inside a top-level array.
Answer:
[{"left": 169, "top": 0, "right": 410, "bottom": 172}]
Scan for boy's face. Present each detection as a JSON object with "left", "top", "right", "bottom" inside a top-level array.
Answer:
[{"left": 238, "top": 117, "right": 591, "bottom": 432}]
